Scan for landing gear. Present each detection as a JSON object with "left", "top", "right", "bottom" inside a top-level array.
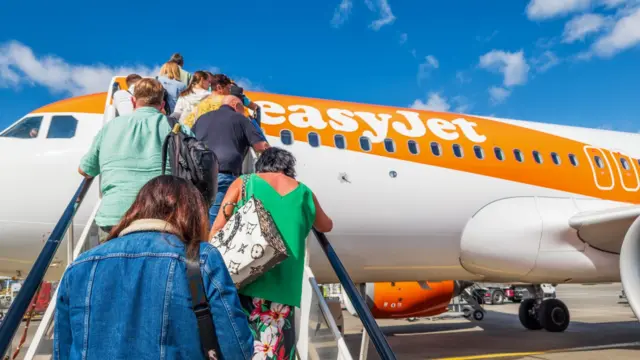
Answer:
[
  {"left": 518, "top": 299, "right": 543, "bottom": 330},
  {"left": 538, "top": 299, "right": 570, "bottom": 332},
  {"left": 459, "top": 286, "right": 486, "bottom": 321},
  {"left": 517, "top": 285, "right": 570, "bottom": 332}
]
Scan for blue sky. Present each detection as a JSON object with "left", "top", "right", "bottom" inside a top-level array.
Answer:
[{"left": 1, "top": 0, "right": 640, "bottom": 132}]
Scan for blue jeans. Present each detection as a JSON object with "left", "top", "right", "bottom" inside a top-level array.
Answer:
[{"left": 209, "top": 173, "right": 238, "bottom": 227}]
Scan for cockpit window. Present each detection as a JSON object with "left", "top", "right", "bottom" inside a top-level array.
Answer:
[
  {"left": 47, "top": 115, "right": 78, "bottom": 139},
  {"left": 0, "top": 116, "right": 44, "bottom": 139}
]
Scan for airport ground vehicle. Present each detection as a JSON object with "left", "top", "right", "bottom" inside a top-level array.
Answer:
[{"left": 472, "top": 283, "right": 556, "bottom": 305}]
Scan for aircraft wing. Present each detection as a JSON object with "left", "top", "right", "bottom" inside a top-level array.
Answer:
[{"left": 569, "top": 205, "right": 640, "bottom": 254}]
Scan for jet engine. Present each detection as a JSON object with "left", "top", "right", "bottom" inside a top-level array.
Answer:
[
  {"left": 343, "top": 280, "right": 473, "bottom": 319},
  {"left": 620, "top": 216, "right": 640, "bottom": 322}
]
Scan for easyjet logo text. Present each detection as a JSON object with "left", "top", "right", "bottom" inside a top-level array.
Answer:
[{"left": 254, "top": 100, "right": 487, "bottom": 144}]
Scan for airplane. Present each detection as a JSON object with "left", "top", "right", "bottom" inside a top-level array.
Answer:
[{"left": 2, "top": 76, "right": 640, "bottom": 334}]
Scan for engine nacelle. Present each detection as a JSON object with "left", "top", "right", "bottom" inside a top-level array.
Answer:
[
  {"left": 357, "top": 281, "right": 456, "bottom": 319},
  {"left": 460, "top": 197, "right": 619, "bottom": 283},
  {"left": 620, "top": 216, "right": 640, "bottom": 321}
]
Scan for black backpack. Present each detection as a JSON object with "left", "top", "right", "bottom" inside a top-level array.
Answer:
[{"left": 161, "top": 116, "right": 219, "bottom": 203}]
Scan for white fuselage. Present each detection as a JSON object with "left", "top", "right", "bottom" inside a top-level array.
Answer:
[{"left": 0, "top": 111, "right": 636, "bottom": 284}]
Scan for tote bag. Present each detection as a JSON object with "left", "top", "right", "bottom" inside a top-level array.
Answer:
[{"left": 209, "top": 175, "right": 289, "bottom": 288}]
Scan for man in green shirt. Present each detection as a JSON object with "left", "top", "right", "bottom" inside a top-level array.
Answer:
[{"left": 78, "top": 78, "right": 193, "bottom": 242}]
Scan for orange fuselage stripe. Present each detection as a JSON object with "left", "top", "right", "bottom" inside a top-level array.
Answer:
[{"left": 28, "top": 84, "right": 640, "bottom": 204}]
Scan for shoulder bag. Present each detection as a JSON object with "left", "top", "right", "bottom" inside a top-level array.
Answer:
[{"left": 209, "top": 174, "right": 288, "bottom": 289}]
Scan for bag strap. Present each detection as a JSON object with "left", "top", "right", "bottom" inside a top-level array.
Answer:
[
  {"left": 161, "top": 116, "right": 179, "bottom": 175},
  {"left": 186, "top": 245, "right": 222, "bottom": 359},
  {"left": 241, "top": 174, "right": 249, "bottom": 202}
]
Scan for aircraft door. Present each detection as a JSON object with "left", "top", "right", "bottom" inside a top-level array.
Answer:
[
  {"left": 583, "top": 146, "right": 614, "bottom": 191},
  {"left": 609, "top": 150, "right": 640, "bottom": 192}
]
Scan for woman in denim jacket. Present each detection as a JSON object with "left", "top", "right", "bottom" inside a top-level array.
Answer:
[{"left": 54, "top": 175, "right": 254, "bottom": 359}]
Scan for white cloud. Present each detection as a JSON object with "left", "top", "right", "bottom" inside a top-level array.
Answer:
[
  {"left": 399, "top": 33, "right": 408, "bottom": 44},
  {"left": 331, "top": 0, "right": 353, "bottom": 28},
  {"left": 0, "top": 41, "right": 160, "bottom": 96},
  {"left": 602, "top": 0, "right": 631, "bottom": 7},
  {"left": 478, "top": 50, "right": 530, "bottom": 87},
  {"left": 476, "top": 30, "right": 499, "bottom": 43},
  {"left": 456, "top": 71, "right": 471, "bottom": 84},
  {"left": 532, "top": 50, "right": 561, "bottom": 72},
  {"left": 488, "top": 86, "right": 511, "bottom": 105},
  {"left": 410, "top": 92, "right": 450, "bottom": 112},
  {"left": 591, "top": 6, "right": 640, "bottom": 57},
  {"left": 410, "top": 49, "right": 417, "bottom": 58},
  {"left": 410, "top": 92, "right": 471, "bottom": 113},
  {"left": 526, "top": 0, "right": 633, "bottom": 20},
  {"left": 233, "top": 78, "right": 265, "bottom": 92},
  {"left": 452, "top": 96, "right": 472, "bottom": 113},
  {"left": 418, "top": 55, "right": 439, "bottom": 82},
  {"left": 563, "top": 13, "right": 609, "bottom": 42},
  {"left": 365, "top": 0, "right": 396, "bottom": 30},
  {"left": 0, "top": 41, "right": 261, "bottom": 96},
  {"left": 526, "top": 0, "right": 592, "bottom": 20}
]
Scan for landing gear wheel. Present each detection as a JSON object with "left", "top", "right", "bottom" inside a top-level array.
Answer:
[
  {"left": 538, "top": 299, "right": 570, "bottom": 332},
  {"left": 463, "top": 308, "right": 471, "bottom": 318},
  {"left": 473, "top": 310, "right": 484, "bottom": 321},
  {"left": 518, "top": 299, "right": 543, "bottom": 330},
  {"left": 492, "top": 290, "right": 504, "bottom": 305}
]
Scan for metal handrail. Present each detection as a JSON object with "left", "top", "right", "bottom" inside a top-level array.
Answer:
[
  {"left": 311, "top": 228, "right": 397, "bottom": 360},
  {"left": 0, "top": 178, "right": 95, "bottom": 357}
]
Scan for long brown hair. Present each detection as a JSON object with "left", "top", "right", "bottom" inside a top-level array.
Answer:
[
  {"left": 180, "top": 70, "right": 208, "bottom": 97},
  {"left": 107, "top": 175, "right": 209, "bottom": 258}
]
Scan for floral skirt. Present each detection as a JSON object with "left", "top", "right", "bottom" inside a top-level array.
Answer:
[{"left": 240, "top": 295, "right": 296, "bottom": 360}]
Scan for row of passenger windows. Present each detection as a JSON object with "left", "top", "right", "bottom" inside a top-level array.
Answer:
[
  {"left": 280, "top": 130, "right": 639, "bottom": 170},
  {"left": 0, "top": 115, "right": 78, "bottom": 139}
]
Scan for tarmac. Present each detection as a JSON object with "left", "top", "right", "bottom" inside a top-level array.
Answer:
[
  {"left": 3, "top": 283, "right": 639, "bottom": 359},
  {"left": 339, "top": 283, "right": 640, "bottom": 359}
]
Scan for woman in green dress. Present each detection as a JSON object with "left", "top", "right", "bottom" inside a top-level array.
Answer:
[{"left": 210, "top": 147, "right": 333, "bottom": 360}]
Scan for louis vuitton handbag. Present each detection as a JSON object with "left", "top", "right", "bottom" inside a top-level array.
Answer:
[{"left": 209, "top": 174, "right": 289, "bottom": 288}]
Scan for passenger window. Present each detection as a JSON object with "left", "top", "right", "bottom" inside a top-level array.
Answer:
[
  {"left": 334, "top": 134, "right": 346, "bottom": 149},
  {"left": 533, "top": 151, "right": 543, "bottom": 164},
  {"left": 452, "top": 144, "right": 463, "bottom": 158},
  {"left": 280, "top": 130, "right": 293, "bottom": 145},
  {"left": 494, "top": 147, "right": 504, "bottom": 161},
  {"left": 0, "top": 116, "right": 44, "bottom": 139},
  {"left": 621, "top": 158, "right": 630, "bottom": 171},
  {"left": 47, "top": 115, "right": 78, "bottom": 139},
  {"left": 384, "top": 138, "right": 395, "bottom": 153},
  {"left": 430, "top": 142, "right": 442, "bottom": 156},
  {"left": 594, "top": 155, "right": 604, "bottom": 169},
  {"left": 569, "top": 154, "right": 579, "bottom": 167},
  {"left": 474, "top": 145, "right": 484, "bottom": 159},
  {"left": 551, "top": 152, "right": 561, "bottom": 165},
  {"left": 408, "top": 140, "right": 419, "bottom": 155},
  {"left": 359, "top": 136, "right": 371, "bottom": 152},
  {"left": 513, "top": 149, "right": 524, "bottom": 162},
  {"left": 308, "top": 132, "right": 320, "bottom": 147}
]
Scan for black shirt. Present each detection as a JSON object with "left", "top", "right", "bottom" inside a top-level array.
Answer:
[{"left": 192, "top": 105, "right": 264, "bottom": 175}]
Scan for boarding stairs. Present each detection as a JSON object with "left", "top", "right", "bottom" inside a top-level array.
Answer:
[{"left": 0, "top": 77, "right": 397, "bottom": 360}]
